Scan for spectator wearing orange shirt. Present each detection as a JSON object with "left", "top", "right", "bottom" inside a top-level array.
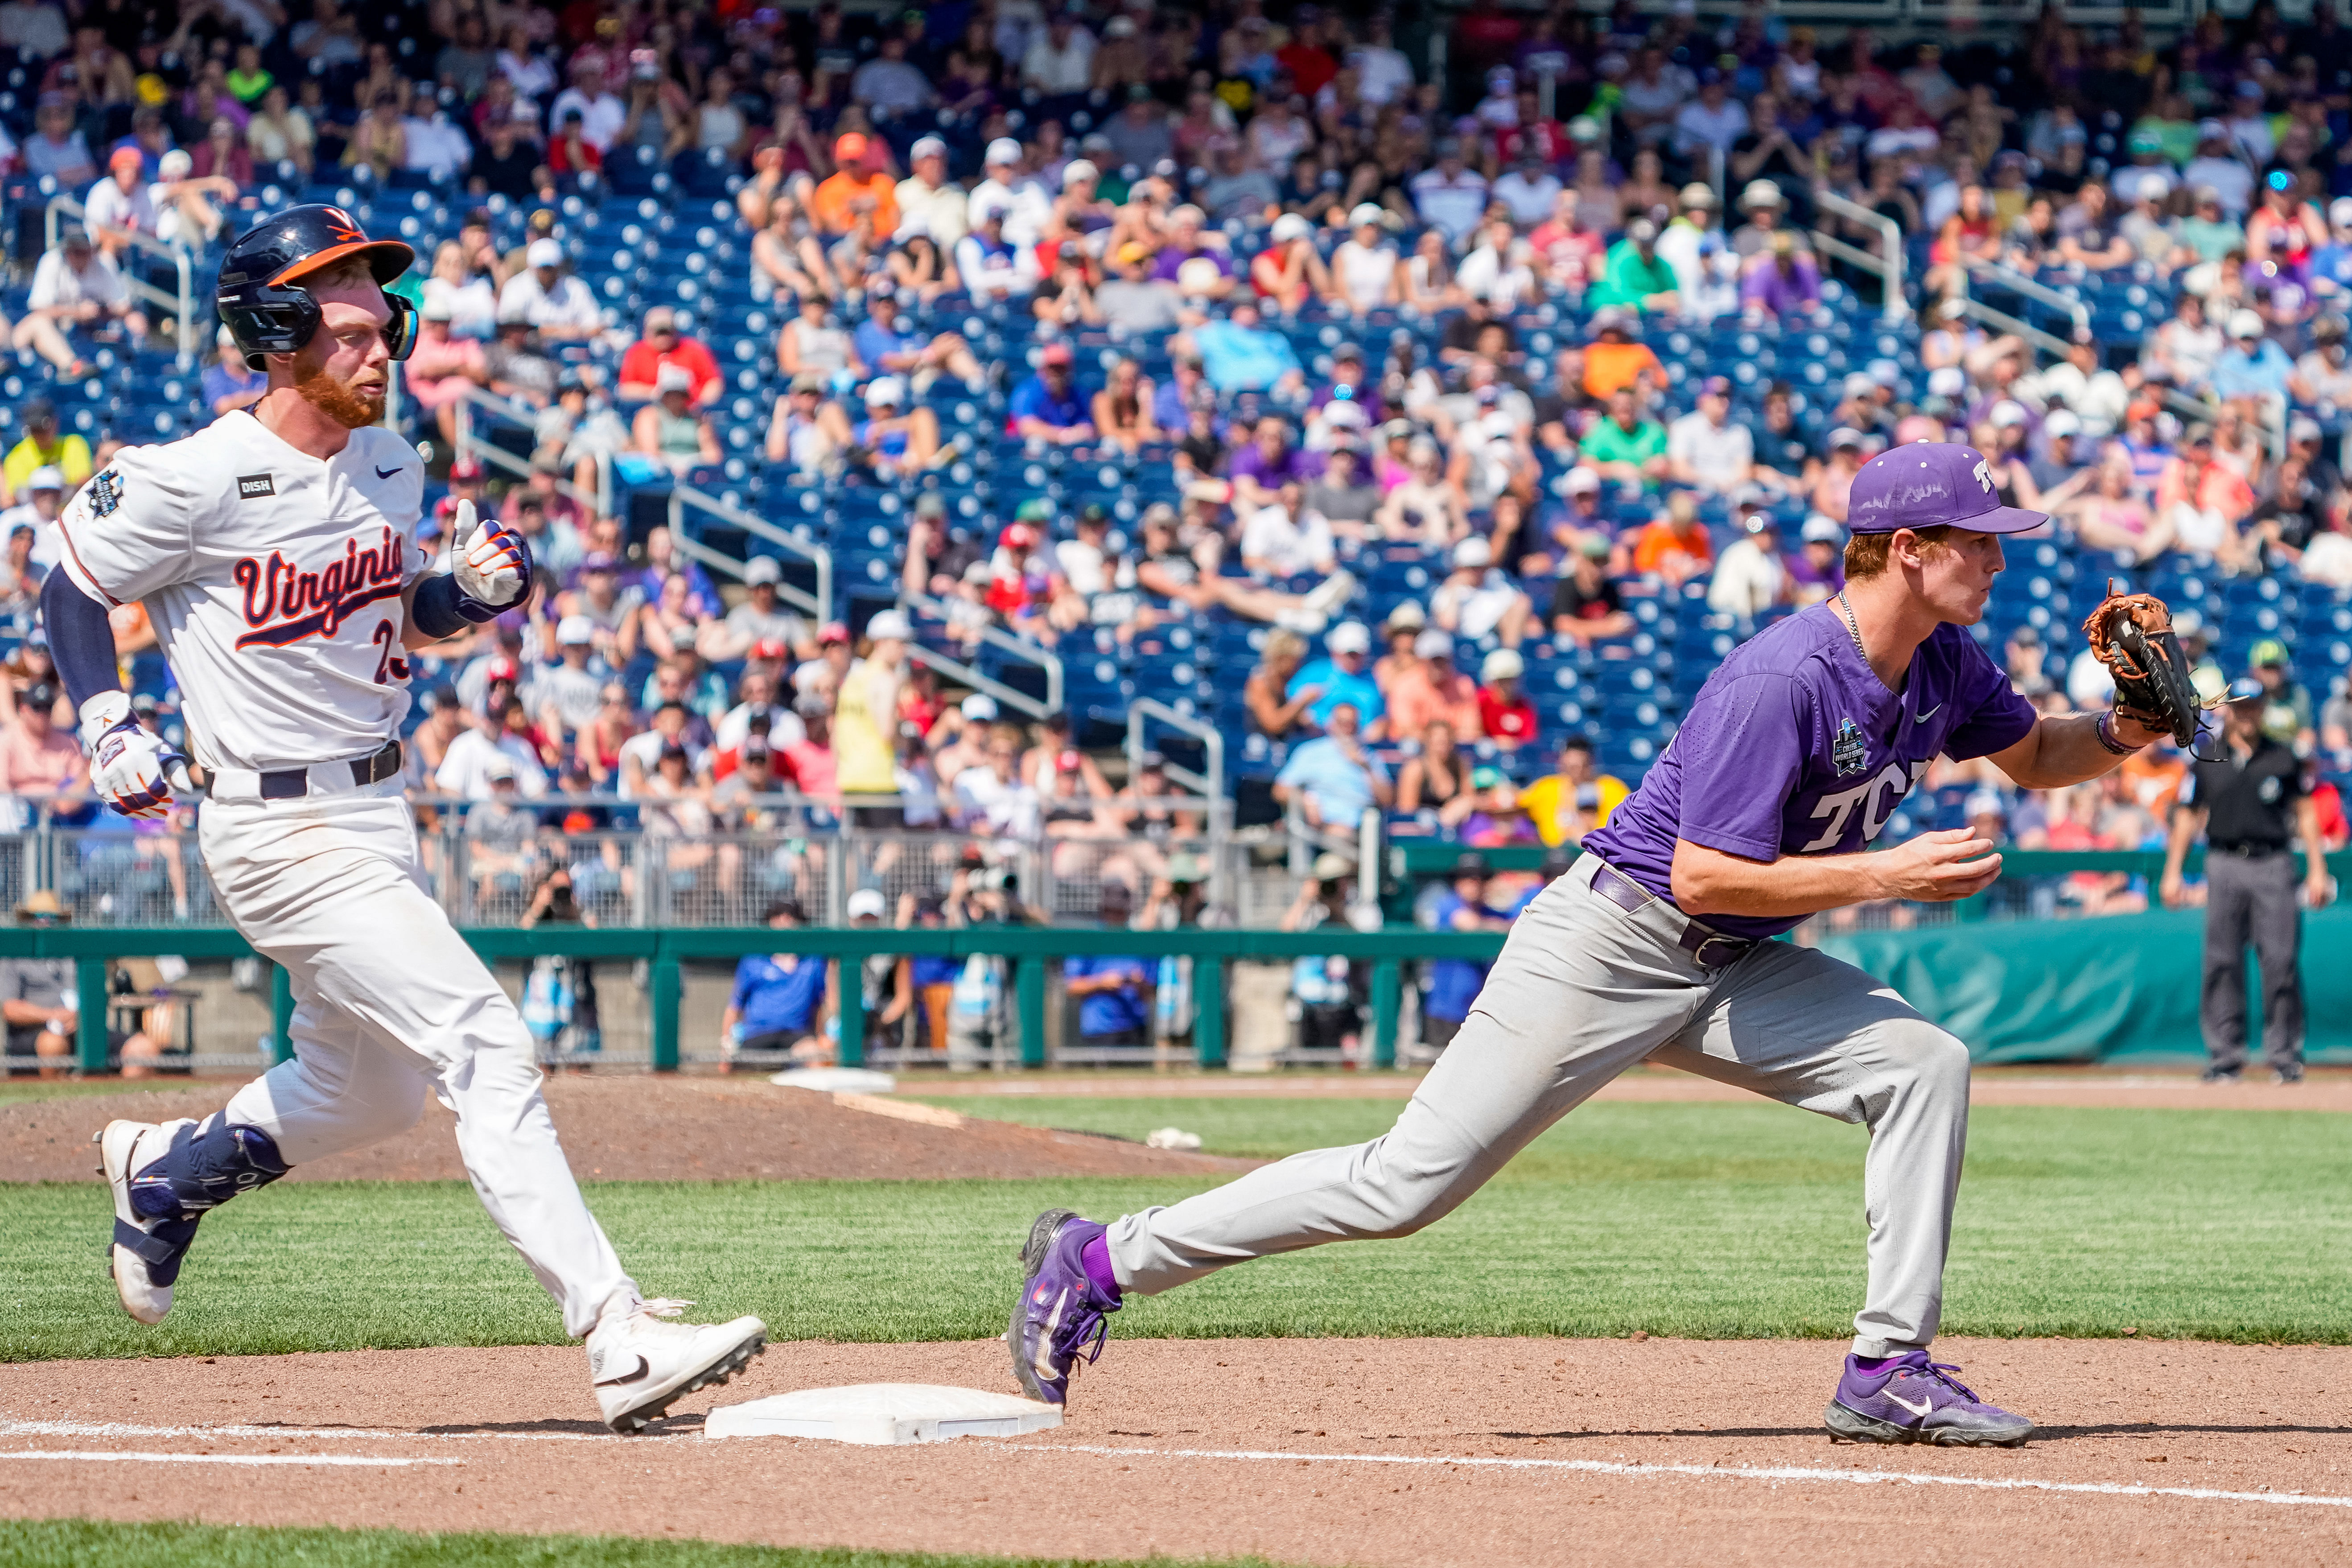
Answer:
[
  {"left": 1580, "top": 308, "right": 1664, "bottom": 400},
  {"left": 2155, "top": 422, "right": 2257, "bottom": 570},
  {"left": 1384, "top": 630, "right": 1481, "bottom": 742},
  {"left": 616, "top": 305, "right": 723, "bottom": 406},
  {"left": 2120, "top": 742, "right": 2190, "bottom": 821},
  {"left": 1626, "top": 491, "right": 1716, "bottom": 585},
  {"left": 812, "top": 133, "right": 899, "bottom": 240}
]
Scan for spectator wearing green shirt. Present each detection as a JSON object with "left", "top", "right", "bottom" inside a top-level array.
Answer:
[
  {"left": 1587, "top": 218, "right": 1681, "bottom": 314},
  {"left": 1580, "top": 386, "right": 1670, "bottom": 487},
  {"left": 2176, "top": 186, "right": 2246, "bottom": 266},
  {"left": 2131, "top": 98, "right": 2200, "bottom": 168}
]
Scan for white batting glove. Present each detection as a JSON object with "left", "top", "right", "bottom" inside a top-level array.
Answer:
[
  {"left": 79, "top": 691, "right": 183, "bottom": 820},
  {"left": 451, "top": 498, "right": 532, "bottom": 609}
]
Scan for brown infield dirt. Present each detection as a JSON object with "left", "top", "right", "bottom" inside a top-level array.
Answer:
[
  {"left": 5, "top": 1337, "right": 2352, "bottom": 1568},
  {"left": 0, "top": 1078, "right": 1256, "bottom": 1185},
  {"left": 7, "top": 1066, "right": 2350, "bottom": 1565}
]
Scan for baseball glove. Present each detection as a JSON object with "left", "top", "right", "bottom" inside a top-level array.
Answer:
[{"left": 2080, "top": 581, "right": 2203, "bottom": 747}]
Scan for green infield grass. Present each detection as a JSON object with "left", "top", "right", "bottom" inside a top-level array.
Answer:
[
  {"left": 0, "top": 1519, "right": 1281, "bottom": 1568},
  {"left": 0, "top": 1076, "right": 205, "bottom": 1106},
  {"left": 3, "top": 1099, "right": 2346, "bottom": 1362}
]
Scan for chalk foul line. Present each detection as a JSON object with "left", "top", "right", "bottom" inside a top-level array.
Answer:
[
  {"left": 4, "top": 1417, "right": 2342, "bottom": 1510},
  {"left": 1050, "top": 1443, "right": 2352, "bottom": 1511},
  {"left": 0, "top": 1450, "right": 460, "bottom": 1468},
  {"left": 0, "top": 1418, "right": 646, "bottom": 1445}
]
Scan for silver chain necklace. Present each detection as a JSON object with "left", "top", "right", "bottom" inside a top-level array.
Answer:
[{"left": 1834, "top": 591, "right": 1868, "bottom": 661}]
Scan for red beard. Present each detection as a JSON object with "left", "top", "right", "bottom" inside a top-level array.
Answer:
[{"left": 294, "top": 361, "right": 386, "bottom": 429}]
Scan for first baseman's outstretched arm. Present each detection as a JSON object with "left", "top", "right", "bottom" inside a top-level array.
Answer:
[{"left": 1980, "top": 709, "right": 2169, "bottom": 790}]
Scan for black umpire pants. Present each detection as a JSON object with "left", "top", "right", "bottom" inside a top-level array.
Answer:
[{"left": 2200, "top": 851, "right": 2304, "bottom": 1075}]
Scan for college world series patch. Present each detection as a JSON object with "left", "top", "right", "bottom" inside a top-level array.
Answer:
[
  {"left": 1832, "top": 718, "right": 1867, "bottom": 777},
  {"left": 87, "top": 470, "right": 124, "bottom": 516}
]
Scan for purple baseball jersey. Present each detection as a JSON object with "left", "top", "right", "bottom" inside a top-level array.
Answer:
[{"left": 1583, "top": 602, "right": 2037, "bottom": 939}]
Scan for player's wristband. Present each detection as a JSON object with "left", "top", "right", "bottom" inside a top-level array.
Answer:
[
  {"left": 411, "top": 571, "right": 505, "bottom": 639},
  {"left": 2095, "top": 709, "right": 2146, "bottom": 755}
]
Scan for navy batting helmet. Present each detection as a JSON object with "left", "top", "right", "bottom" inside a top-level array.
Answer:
[{"left": 216, "top": 204, "right": 418, "bottom": 370}]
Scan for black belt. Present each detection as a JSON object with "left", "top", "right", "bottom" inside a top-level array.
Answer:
[
  {"left": 1587, "top": 858, "right": 1758, "bottom": 969},
  {"left": 2210, "top": 841, "right": 2289, "bottom": 859},
  {"left": 258, "top": 741, "right": 404, "bottom": 801}
]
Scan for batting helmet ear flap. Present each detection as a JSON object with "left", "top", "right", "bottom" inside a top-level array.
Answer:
[
  {"left": 382, "top": 292, "right": 418, "bottom": 362},
  {"left": 221, "top": 280, "right": 323, "bottom": 370}
]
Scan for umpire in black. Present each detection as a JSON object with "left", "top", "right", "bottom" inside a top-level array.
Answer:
[{"left": 2160, "top": 676, "right": 2336, "bottom": 1083}]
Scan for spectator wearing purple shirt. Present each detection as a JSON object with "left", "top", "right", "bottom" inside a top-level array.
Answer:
[
  {"left": 1785, "top": 514, "right": 1849, "bottom": 604},
  {"left": 1741, "top": 234, "right": 1822, "bottom": 321},
  {"left": 1149, "top": 205, "right": 1236, "bottom": 297},
  {"left": 1310, "top": 343, "right": 1387, "bottom": 425},
  {"left": 1012, "top": 444, "right": 2175, "bottom": 1449},
  {"left": 1227, "top": 416, "right": 1323, "bottom": 513}
]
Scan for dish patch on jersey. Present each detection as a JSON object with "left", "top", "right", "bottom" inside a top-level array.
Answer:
[
  {"left": 232, "top": 527, "right": 408, "bottom": 650},
  {"left": 87, "top": 470, "right": 124, "bottom": 516},
  {"left": 237, "top": 473, "right": 276, "bottom": 499},
  {"left": 1832, "top": 718, "right": 1868, "bottom": 777}
]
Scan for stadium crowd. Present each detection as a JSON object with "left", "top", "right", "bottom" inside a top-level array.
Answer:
[{"left": 0, "top": 0, "right": 2344, "bottom": 976}]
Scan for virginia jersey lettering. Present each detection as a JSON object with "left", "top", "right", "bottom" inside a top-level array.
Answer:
[{"left": 52, "top": 409, "right": 423, "bottom": 772}]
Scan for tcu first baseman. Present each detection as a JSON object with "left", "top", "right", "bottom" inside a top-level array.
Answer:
[
  {"left": 1013, "top": 443, "right": 2176, "bottom": 1445},
  {"left": 47, "top": 206, "right": 764, "bottom": 1432}
]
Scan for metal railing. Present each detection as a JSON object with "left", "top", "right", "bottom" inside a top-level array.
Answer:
[
  {"left": 451, "top": 383, "right": 613, "bottom": 517},
  {"left": 18, "top": 842, "right": 2340, "bottom": 1074},
  {"left": 899, "top": 589, "right": 1066, "bottom": 717},
  {"left": 670, "top": 481, "right": 832, "bottom": 623},
  {"left": 1954, "top": 263, "right": 2286, "bottom": 460},
  {"left": 1810, "top": 189, "right": 1908, "bottom": 325},
  {"left": 0, "top": 921, "right": 1490, "bottom": 1076},
  {"left": 44, "top": 192, "right": 197, "bottom": 364},
  {"left": 1958, "top": 255, "right": 2093, "bottom": 341},
  {"left": 1126, "top": 697, "right": 1225, "bottom": 802},
  {"left": 21, "top": 806, "right": 1240, "bottom": 930}
]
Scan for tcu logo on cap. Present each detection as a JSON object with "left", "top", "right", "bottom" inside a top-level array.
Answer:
[{"left": 1971, "top": 458, "right": 1994, "bottom": 494}]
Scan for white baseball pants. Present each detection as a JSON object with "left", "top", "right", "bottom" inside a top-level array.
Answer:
[
  {"left": 202, "top": 778, "right": 637, "bottom": 1338},
  {"left": 1104, "top": 854, "right": 1973, "bottom": 1356}
]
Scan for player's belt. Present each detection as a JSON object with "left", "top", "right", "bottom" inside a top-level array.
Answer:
[
  {"left": 257, "top": 741, "right": 404, "bottom": 801},
  {"left": 1585, "top": 858, "right": 1757, "bottom": 970}
]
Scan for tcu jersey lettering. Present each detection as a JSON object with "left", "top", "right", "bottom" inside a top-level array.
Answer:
[
  {"left": 1586, "top": 603, "right": 2040, "bottom": 939},
  {"left": 52, "top": 409, "right": 422, "bottom": 773}
]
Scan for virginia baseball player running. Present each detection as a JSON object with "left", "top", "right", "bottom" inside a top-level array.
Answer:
[
  {"left": 48, "top": 205, "right": 764, "bottom": 1432},
  {"left": 1013, "top": 442, "right": 2179, "bottom": 1445}
]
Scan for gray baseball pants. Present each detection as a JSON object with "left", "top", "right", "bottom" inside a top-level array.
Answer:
[
  {"left": 1104, "top": 855, "right": 1972, "bottom": 1356},
  {"left": 2199, "top": 850, "right": 2304, "bottom": 1076}
]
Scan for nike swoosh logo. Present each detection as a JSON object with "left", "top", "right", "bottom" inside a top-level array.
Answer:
[
  {"left": 375, "top": 465, "right": 403, "bottom": 480},
  {"left": 1887, "top": 1390, "right": 1935, "bottom": 1418},
  {"left": 593, "top": 1354, "right": 650, "bottom": 1387},
  {"left": 1911, "top": 704, "right": 1943, "bottom": 724},
  {"left": 1033, "top": 1286, "right": 1068, "bottom": 1377}
]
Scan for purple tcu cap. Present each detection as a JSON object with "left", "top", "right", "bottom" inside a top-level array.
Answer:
[{"left": 1845, "top": 441, "right": 2049, "bottom": 536}]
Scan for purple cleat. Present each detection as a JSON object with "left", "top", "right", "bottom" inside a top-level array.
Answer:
[
  {"left": 1825, "top": 1349, "right": 2035, "bottom": 1446},
  {"left": 1007, "top": 1208, "right": 1120, "bottom": 1405}
]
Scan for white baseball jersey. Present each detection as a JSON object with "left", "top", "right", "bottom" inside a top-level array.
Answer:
[{"left": 52, "top": 409, "right": 425, "bottom": 773}]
